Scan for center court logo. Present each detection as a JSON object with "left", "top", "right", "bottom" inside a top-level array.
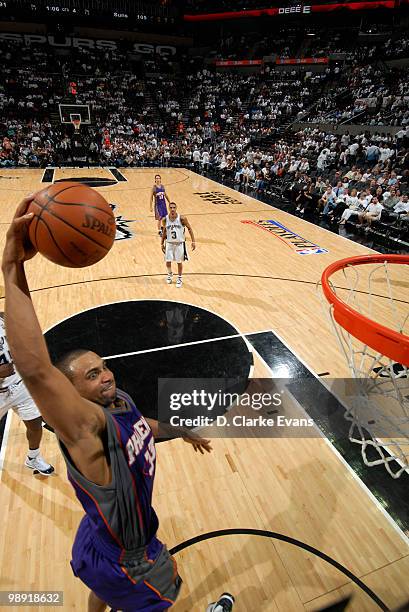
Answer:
[{"left": 242, "top": 220, "right": 328, "bottom": 255}]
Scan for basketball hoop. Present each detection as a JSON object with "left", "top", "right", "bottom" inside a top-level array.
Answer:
[
  {"left": 319, "top": 254, "right": 409, "bottom": 478},
  {"left": 71, "top": 118, "right": 81, "bottom": 132}
]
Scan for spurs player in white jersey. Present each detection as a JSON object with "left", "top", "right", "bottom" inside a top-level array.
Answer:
[
  {"left": 161, "top": 202, "right": 196, "bottom": 288},
  {"left": 0, "top": 313, "right": 54, "bottom": 475}
]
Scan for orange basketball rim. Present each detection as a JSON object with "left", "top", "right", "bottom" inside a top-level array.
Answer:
[{"left": 321, "top": 254, "right": 409, "bottom": 367}]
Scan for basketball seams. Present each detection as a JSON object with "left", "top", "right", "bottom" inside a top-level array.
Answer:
[
  {"left": 45, "top": 183, "right": 86, "bottom": 201},
  {"left": 36, "top": 199, "right": 115, "bottom": 217},
  {"left": 32, "top": 197, "right": 111, "bottom": 252},
  {"left": 29, "top": 182, "right": 114, "bottom": 267},
  {"left": 28, "top": 210, "right": 39, "bottom": 249},
  {"left": 36, "top": 216, "right": 79, "bottom": 267},
  {"left": 44, "top": 183, "right": 114, "bottom": 217}
]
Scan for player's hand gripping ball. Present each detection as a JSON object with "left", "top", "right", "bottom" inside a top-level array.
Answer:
[{"left": 27, "top": 182, "right": 116, "bottom": 268}]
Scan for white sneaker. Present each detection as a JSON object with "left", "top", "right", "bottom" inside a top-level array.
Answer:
[
  {"left": 206, "top": 593, "right": 235, "bottom": 612},
  {"left": 166, "top": 273, "right": 173, "bottom": 284},
  {"left": 176, "top": 277, "right": 182, "bottom": 288},
  {"left": 25, "top": 455, "right": 55, "bottom": 476}
]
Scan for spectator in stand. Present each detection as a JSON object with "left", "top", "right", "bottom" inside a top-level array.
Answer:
[
  {"left": 366, "top": 143, "right": 380, "bottom": 164},
  {"left": 358, "top": 196, "right": 383, "bottom": 227},
  {"left": 382, "top": 187, "right": 399, "bottom": 213},
  {"left": 201, "top": 148, "right": 210, "bottom": 172},
  {"left": 394, "top": 194, "right": 409, "bottom": 215},
  {"left": 319, "top": 186, "right": 336, "bottom": 216},
  {"left": 192, "top": 146, "right": 201, "bottom": 172},
  {"left": 339, "top": 190, "right": 369, "bottom": 225},
  {"left": 295, "top": 184, "right": 314, "bottom": 215}
]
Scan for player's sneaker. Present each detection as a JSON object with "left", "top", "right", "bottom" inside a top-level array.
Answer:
[
  {"left": 206, "top": 593, "right": 235, "bottom": 612},
  {"left": 176, "top": 277, "right": 182, "bottom": 288},
  {"left": 166, "top": 273, "right": 173, "bottom": 284},
  {"left": 25, "top": 455, "right": 55, "bottom": 476}
]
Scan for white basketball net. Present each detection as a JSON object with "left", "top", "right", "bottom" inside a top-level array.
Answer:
[{"left": 321, "top": 260, "right": 409, "bottom": 479}]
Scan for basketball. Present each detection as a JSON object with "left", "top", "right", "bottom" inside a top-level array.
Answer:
[{"left": 27, "top": 182, "right": 116, "bottom": 268}]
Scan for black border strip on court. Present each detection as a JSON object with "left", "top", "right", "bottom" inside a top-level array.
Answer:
[
  {"left": 169, "top": 528, "right": 388, "bottom": 611},
  {"left": 41, "top": 168, "right": 55, "bottom": 183},
  {"left": 246, "top": 331, "right": 409, "bottom": 535},
  {"left": 0, "top": 413, "right": 6, "bottom": 450},
  {"left": 108, "top": 168, "right": 127, "bottom": 182}
]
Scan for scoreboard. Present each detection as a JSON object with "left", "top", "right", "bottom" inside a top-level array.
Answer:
[{"left": 0, "top": 0, "right": 177, "bottom": 23}]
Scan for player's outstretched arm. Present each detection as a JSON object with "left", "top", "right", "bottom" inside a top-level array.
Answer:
[
  {"left": 1, "top": 197, "right": 105, "bottom": 447},
  {"left": 146, "top": 418, "right": 212, "bottom": 454}
]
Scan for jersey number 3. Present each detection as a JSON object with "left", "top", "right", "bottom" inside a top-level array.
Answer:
[{"left": 144, "top": 438, "right": 156, "bottom": 477}]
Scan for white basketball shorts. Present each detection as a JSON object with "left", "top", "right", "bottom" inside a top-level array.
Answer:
[
  {"left": 165, "top": 242, "right": 189, "bottom": 263},
  {"left": 0, "top": 380, "right": 40, "bottom": 422}
]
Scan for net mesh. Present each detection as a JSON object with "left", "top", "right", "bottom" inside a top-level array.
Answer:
[{"left": 320, "top": 259, "right": 409, "bottom": 479}]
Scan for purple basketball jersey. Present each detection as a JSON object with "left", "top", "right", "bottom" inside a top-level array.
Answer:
[
  {"left": 155, "top": 185, "right": 168, "bottom": 219},
  {"left": 59, "top": 391, "right": 182, "bottom": 610}
]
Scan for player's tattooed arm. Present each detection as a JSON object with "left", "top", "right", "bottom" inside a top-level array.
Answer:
[{"left": 181, "top": 216, "right": 196, "bottom": 250}]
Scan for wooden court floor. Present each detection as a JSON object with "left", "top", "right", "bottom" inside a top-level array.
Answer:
[{"left": 0, "top": 167, "right": 408, "bottom": 611}]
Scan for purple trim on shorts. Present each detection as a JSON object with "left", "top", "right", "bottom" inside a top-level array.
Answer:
[
  {"left": 155, "top": 202, "right": 168, "bottom": 220},
  {"left": 71, "top": 517, "right": 174, "bottom": 611}
]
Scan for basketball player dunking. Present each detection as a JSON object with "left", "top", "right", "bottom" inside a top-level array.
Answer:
[
  {"left": 2, "top": 197, "right": 234, "bottom": 612},
  {"left": 161, "top": 202, "right": 196, "bottom": 288},
  {"left": 150, "top": 174, "right": 171, "bottom": 236}
]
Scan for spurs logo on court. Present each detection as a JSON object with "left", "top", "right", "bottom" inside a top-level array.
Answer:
[
  {"left": 110, "top": 203, "right": 136, "bottom": 241},
  {"left": 242, "top": 220, "right": 328, "bottom": 255},
  {"left": 194, "top": 191, "right": 244, "bottom": 206}
]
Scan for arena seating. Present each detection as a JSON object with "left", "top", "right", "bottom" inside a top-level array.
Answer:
[{"left": 0, "top": 27, "right": 408, "bottom": 251}]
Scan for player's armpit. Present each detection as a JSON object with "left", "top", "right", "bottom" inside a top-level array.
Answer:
[
  {"left": 58, "top": 427, "right": 111, "bottom": 486},
  {"left": 22, "top": 365, "right": 106, "bottom": 445}
]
